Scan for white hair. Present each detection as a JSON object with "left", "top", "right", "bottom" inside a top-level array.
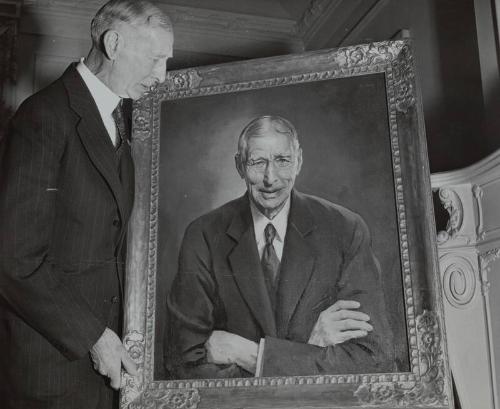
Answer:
[{"left": 90, "top": 0, "right": 172, "bottom": 51}]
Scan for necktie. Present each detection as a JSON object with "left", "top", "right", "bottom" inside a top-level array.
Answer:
[
  {"left": 111, "top": 100, "right": 127, "bottom": 150},
  {"left": 261, "top": 223, "right": 280, "bottom": 306}
]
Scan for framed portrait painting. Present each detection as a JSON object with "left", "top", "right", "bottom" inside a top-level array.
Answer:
[{"left": 121, "top": 39, "right": 453, "bottom": 409}]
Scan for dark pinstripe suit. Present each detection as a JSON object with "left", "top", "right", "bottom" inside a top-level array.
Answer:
[{"left": 0, "top": 64, "right": 134, "bottom": 408}]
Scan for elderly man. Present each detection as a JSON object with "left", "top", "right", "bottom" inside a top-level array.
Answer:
[
  {"left": 0, "top": 1, "right": 173, "bottom": 408},
  {"left": 167, "top": 115, "right": 393, "bottom": 379}
]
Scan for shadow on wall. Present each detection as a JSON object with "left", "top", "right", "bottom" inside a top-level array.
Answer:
[
  {"left": 10, "top": 7, "right": 43, "bottom": 102},
  {"left": 11, "top": 7, "right": 93, "bottom": 108},
  {"left": 425, "top": 0, "right": 486, "bottom": 172},
  {"left": 481, "top": 75, "right": 500, "bottom": 160}
]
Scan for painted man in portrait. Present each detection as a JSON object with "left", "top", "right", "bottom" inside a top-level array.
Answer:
[{"left": 166, "top": 115, "right": 393, "bottom": 379}]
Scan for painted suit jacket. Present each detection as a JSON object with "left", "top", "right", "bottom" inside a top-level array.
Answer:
[{"left": 167, "top": 190, "right": 394, "bottom": 379}]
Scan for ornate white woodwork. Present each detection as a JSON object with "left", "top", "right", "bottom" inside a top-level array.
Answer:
[{"left": 432, "top": 149, "right": 500, "bottom": 409}]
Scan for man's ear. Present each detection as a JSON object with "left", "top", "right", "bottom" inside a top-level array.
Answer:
[
  {"left": 235, "top": 154, "right": 245, "bottom": 179},
  {"left": 296, "top": 147, "right": 303, "bottom": 175},
  {"left": 102, "top": 30, "right": 121, "bottom": 60}
]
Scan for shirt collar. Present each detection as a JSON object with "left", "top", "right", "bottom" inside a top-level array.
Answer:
[
  {"left": 250, "top": 195, "right": 291, "bottom": 244},
  {"left": 76, "top": 57, "right": 121, "bottom": 115}
]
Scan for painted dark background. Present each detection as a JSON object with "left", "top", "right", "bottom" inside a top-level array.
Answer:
[{"left": 155, "top": 73, "right": 409, "bottom": 378}]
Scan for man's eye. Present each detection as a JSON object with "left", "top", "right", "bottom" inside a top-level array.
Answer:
[
  {"left": 248, "top": 160, "right": 266, "bottom": 168},
  {"left": 276, "top": 158, "right": 291, "bottom": 167}
]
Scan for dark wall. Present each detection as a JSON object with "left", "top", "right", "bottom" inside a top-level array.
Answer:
[{"left": 334, "top": 0, "right": 487, "bottom": 173}]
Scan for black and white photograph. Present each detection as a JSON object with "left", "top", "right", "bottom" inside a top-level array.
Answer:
[{"left": 1, "top": 1, "right": 499, "bottom": 409}]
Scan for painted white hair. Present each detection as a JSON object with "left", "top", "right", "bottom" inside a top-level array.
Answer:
[{"left": 237, "top": 115, "right": 301, "bottom": 163}]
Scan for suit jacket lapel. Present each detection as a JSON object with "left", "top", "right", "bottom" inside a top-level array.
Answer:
[
  {"left": 227, "top": 196, "right": 277, "bottom": 337},
  {"left": 276, "top": 190, "right": 316, "bottom": 337},
  {"left": 62, "top": 64, "right": 127, "bottom": 223}
]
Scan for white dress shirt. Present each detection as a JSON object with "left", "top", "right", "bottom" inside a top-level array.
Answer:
[
  {"left": 250, "top": 197, "right": 290, "bottom": 261},
  {"left": 76, "top": 58, "right": 121, "bottom": 146}
]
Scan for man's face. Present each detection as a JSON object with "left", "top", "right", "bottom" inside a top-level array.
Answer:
[
  {"left": 237, "top": 131, "right": 302, "bottom": 219},
  {"left": 113, "top": 24, "right": 173, "bottom": 100}
]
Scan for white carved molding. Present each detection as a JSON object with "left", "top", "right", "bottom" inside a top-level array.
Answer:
[
  {"left": 432, "top": 149, "right": 500, "bottom": 409},
  {"left": 432, "top": 150, "right": 500, "bottom": 246},
  {"left": 473, "top": 185, "right": 485, "bottom": 242},
  {"left": 439, "top": 253, "right": 477, "bottom": 308},
  {"left": 434, "top": 184, "right": 478, "bottom": 248},
  {"left": 438, "top": 247, "right": 498, "bottom": 409},
  {"left": 436, "top": 188, "right": 464, "bottom": 245},
  {"left": 432, "top": 149, "right": 500, "bottom": 186},
  {"left": 479, "top": 247, "right": 500, "bottom": 295},
  {"left": 477, "top": 246, "right": 500, "bottom": 408}
]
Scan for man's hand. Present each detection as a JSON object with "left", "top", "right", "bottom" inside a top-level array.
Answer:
[
  {"left": 205, "top": 330, "right": 258, "bottom": 374},
  {"left": 90, "top": 327, "right": 138, "bottom": 389},
  {"left": 308, "top": 300, "right": 373, "bottom": 347}
]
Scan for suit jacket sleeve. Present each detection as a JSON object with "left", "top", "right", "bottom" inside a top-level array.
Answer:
[
  {"left": 166, "top": 220, "right": 249, "bottom": 379},
  {"left": 0, "top": 99, "right": 106, "bottom": 360},
  {"left": 261, "top": 215, "right": 394, "bottom": 376}
]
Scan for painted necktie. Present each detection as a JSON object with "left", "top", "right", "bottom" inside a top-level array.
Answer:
[{"left": 261, "top": 223, "right": 280, "bottom": 307}]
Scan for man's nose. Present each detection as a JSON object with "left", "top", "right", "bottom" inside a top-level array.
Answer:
[
  {"left": 263, "top": 162, "right": 278, "bottom": 184},
  {"left": 152, "top": 59, "right": 167, "bottom": 84}
]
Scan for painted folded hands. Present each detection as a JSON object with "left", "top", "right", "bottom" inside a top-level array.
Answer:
[{"left": 204, "top": 299, "right": 372, "bottom": 375}]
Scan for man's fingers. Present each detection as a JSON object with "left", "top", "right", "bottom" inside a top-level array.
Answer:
[
  {"left": 331, "top": 309, "right": 370, "bottom": 322},
  {"left": 337, "top": 330, "right": 369, "bottom": 344},
  {"left": 121, "top": 350, "right": 139, "bottom": 376},
  {"left": 90, "top": 354, "right": 105, "bottom": 374},
  {"left": 206, "top": 349, "right": 214, "bottom": 363},
  {"left": 109, "top": 367, "right": 121, "bottom": 390},
  {"left": 107, "top": 356, "right": 122, "bottom": 390},
  {"left": 340, "top": 319, "right": 373, "bottom": 332},
  {"left": 92, "top": 360, "right": 100, "bottom": 371},
  {"left": 328, "top": 300, "right": 360, "bottom": 312}
]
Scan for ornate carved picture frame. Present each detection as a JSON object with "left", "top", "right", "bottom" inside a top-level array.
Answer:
[{"left": 121, "top": 39, "right": 453, "bottom": 409}]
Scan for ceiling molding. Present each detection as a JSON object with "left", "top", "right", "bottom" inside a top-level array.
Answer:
[
  {"left": 337, "top": 0, "right": 391, "bottom": 46},
  {"left": 164, "top": 4, "right": 297, "bottom": 41},
  {"left": 21, "top": 0, "right": 304, "bottom": 57},
  {"left": 296, "top": 0, "right": 344, "bottom": 46},
  {"left": 296, "top": 0, "right": 391, "bottom": 50}
]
